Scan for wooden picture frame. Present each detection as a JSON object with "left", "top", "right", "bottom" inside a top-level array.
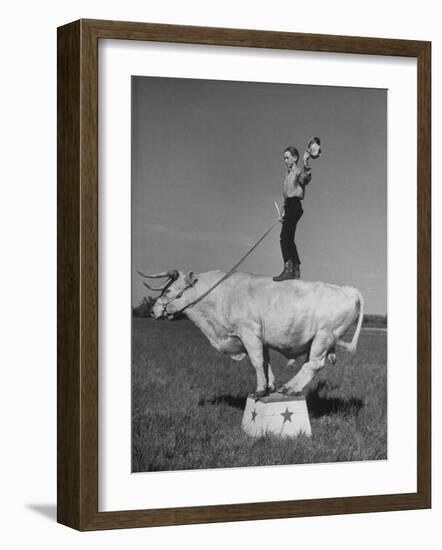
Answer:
[{"left": 57, "top": 19, "right": 431, "bottom": 530}]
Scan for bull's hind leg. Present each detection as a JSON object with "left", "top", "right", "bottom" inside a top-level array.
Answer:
[{"left": 278, "top": 331, "right": 332, "bottom": 395}]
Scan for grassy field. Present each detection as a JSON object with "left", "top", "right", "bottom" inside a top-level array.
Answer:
[{"left": 132, "top": 318, "right": 387, "bottom": 472}]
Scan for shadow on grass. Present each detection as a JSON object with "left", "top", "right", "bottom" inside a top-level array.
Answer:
[
  {"left": 198, "top": 394, "right": 248, "bottom": 409},
  {"left": 198, "top": 382, "right": 364, "bottom": 419},
  {"left": 306, "top": 381, "right": 364, "bottom": 418}
]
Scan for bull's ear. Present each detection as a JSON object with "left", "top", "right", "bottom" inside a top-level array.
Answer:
[{"left": 186, "top": 271, "right": 198, "bottom": 286}]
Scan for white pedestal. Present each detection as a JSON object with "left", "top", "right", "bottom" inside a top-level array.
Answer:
[{"left": 242, "top": 393, "right": 312, "bottom": 438}]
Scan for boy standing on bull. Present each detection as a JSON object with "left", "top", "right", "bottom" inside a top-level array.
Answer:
[{"left": 273, "top": 137, "right": 321, "bottom": 282}]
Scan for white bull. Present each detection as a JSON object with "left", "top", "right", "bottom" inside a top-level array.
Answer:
[{"left": 145, "top": 270, "right": 364, "bottom": 398}]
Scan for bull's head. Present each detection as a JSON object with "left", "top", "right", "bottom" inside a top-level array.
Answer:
[{"left": 137, "top": 269, "right": 199, "bottom": 319}]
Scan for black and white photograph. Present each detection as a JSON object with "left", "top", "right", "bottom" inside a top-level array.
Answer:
[
  {"left": 131, "top": 75, "right": 388, "bottom": 473},
  {"left": 2, "top": 0, "right": 435, "bottom": 543}
]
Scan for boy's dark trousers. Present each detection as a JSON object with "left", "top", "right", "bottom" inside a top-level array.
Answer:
[{"left": 280, "top": 197, "right": 303, "bottom": 265}]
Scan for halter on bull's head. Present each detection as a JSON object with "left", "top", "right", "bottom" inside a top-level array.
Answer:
[{"left": 137, "top": 269, "right": 198, "bottom": 319}]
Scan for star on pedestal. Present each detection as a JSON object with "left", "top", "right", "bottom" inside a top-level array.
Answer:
[
  {"left": 251, "top": 409, "right": 258, "bottom": 422},
  {"left": 281, "top": 407, "right": 293, "bottom": 423}
]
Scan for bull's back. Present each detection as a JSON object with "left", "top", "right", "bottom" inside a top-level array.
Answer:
[{"left": 222, "top": 273, "right": 358, "bottom": 348}]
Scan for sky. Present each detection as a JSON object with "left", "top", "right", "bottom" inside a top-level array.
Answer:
[{"left": 131, "top": 76, "right": 387, "bottom": 314}]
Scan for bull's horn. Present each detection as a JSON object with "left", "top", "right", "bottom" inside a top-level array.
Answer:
[
  {"left": 142, "top": 281, "right": 170, "bottom": 292},
  {"left": 137, "top": 270, "right": 173, "bottom": 279},
  {"left": 167, "top": 269, "right": 179, "bottom": 280}
]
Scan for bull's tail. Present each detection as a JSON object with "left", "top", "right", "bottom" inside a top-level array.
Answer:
[{"left": 336, "top": 290, "right": 364, "bottom": 353}]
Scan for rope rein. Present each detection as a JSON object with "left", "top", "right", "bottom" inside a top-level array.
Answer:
[
  {"left": 163, "top": 139, "right": 321, "bottom": 316},
  {"left": 175, "top": 220, "right": 278, "bottom": 315}
]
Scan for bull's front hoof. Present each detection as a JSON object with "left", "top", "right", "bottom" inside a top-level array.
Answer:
[
  {"left": 252, "top": 388, "right": 270, "bottom": 401},
  {"left": 276, "top": 385, "right": 289, "bottom": 395}
]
